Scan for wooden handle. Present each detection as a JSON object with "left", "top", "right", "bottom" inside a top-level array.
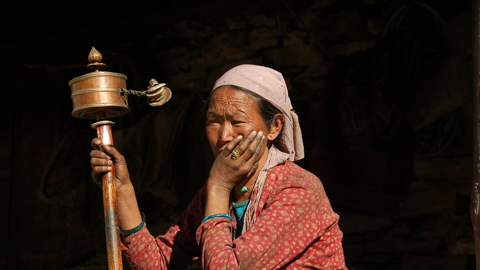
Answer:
[{"left": 95, "top": 122, "right": 123, "bottom": 270}]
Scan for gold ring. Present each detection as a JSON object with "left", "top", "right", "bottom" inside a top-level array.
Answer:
[{"left": 231, "top": 149, "right": 241, "bottom": 160}]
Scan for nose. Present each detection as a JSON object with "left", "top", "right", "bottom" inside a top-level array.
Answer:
[{"left": 219, "top": 123, "right": 235, "bottom": 145}]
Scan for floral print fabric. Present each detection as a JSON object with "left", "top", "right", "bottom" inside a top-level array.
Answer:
[{"left": 122, "top": 161, "right": 347, "bottom": 269}]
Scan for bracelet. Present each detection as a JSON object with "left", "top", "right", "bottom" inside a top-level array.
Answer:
[
  {"left": 120, "top": 212, "right": 146, "bottom": 235},
  {"left": 201, "top": 213, "right": 233, "bottom": 223}
]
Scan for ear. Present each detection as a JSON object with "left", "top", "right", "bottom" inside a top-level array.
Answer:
[{"left": 267, "top": 114, "right": 284, "bottom": 142}]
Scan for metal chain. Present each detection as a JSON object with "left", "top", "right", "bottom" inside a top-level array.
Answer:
[{"left": 120, "top": 88, "right": 146, "bottom": 97}]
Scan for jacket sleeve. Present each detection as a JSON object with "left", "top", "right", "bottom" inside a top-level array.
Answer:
[
  {"left": 121, "top": 187, "right": 206, "bottom": 269},
  {"left": 196, "top": 165, "right": 346, "bottom": 269}
]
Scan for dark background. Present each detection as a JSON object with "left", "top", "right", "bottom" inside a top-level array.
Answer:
[{"left": 0, "top": 0, "right": 475, "bottom": 269}]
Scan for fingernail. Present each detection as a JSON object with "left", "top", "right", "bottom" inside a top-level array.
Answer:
[
  {"left": 237, "top": 135, "right": 243, "bottom": 140},
  {"left": 258, "top": 131, "right": 263, "bottom": 137},
  {"left": 108, "top": 160, "right": 112, "bottom": 165}
]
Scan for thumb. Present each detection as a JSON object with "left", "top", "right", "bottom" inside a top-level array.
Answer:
[
  {"left": 100, "top": 145, "right": 130, "bottom": 182},
  {"left": 101, "top": 145, "right": 124, "bottom": 162}
]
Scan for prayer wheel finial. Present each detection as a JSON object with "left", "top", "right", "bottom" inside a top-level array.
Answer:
[{"left": 87, "top": 47, "right": 107, "bottom": 71}]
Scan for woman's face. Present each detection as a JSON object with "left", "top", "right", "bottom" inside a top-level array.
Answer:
[{"left": 206, "top": 86, "right": 269, "bottom": 158}]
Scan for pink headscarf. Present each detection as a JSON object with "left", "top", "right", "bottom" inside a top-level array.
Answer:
[
  {"left": 212, "top": 64, "right": 304, "bottom": 232},
  {"left": 213, "top": 64, "right": 304, "bottom": 167}
]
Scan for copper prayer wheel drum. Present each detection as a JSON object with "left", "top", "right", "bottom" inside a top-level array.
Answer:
[
  {"left": 69, "top": 71, "right": 129, "bottom": 119},
  {"left": 68, "top": 47, "right": 130, "bottom": 120}
]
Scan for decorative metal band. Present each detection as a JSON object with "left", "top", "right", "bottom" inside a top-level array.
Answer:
[
  {"left": 68, "top": 71, "right": 128, "bottom": 86},
  {"left": 71, "top": 87, "right": 121, "bottom": 98},
  {"left": 91, "top": 120, "right": 115, "bottom": 129},
  {"left": 72, "top": 103, "right": 129, "bottom": 113}
]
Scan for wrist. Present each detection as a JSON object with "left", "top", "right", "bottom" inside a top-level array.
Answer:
[
  {"left": 206, "top": 180, "right": 233, "bottom": 196},
  {"left": 205, "top": 181, "right": 231, "bottom": 217},
  {"left": 116, "top": 181, "right": 134, "bottom": 198},
  {"left": 116, "top": 184, "right": 140, "bottom": 216}
]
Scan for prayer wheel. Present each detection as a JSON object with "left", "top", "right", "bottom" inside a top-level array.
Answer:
[
  {"left": 69, "top": 47, "right": 172, "bottom": 120},
  {"left": 69, "top": 71, "right": 129, "bottom": 119},
  {"left": 69, "top": 47, "right": 129, "bottom": 120},
  {"left": 68, "top": 47, "right": 171, "bottom": 270}
]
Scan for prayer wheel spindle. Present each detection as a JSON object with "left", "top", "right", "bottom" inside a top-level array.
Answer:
[{"left": 68, "top": 47, "right": 172, "bottom": 269}]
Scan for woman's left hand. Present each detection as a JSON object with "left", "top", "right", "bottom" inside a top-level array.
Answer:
[{"left": 207, "top": 130, "right": 265, "bottom": 194}]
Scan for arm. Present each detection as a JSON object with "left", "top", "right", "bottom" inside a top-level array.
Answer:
[
  {"left": 204, "top": 131, "right": 265, "bottom": 219},
  {"left": 90, "top": 138, "right": 201, "bottom": 269},
  {"left": 121, "top": 187, "right": 205, "bottom": 269},
  {"left": 90, "top": 138, "right": 143, "bottom": 231},
  {"left": 196, "top": 165, "right": 346, "bottom": 269}
]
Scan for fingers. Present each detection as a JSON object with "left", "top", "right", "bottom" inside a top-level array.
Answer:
[
  {"left": 249, "top": 133, "right": 265, "bottom": 164},
  {"left": 90, "top": 148, "right": 110, "bottom": 159},
  {"left": 101, "top": 145, "right": 124, "bottom": 162},
  {"left": 90, "top": 155, "right": 113, "bottom": 169},
  {"left": 90, "top": 150, "right": 113, "bottom": 173},
  {"left": 233, "top": 130, "right": 264, "bottom": 161},
  {"left": 208, "top": 130, "right": 265, "bottom": 191},
  {"left": 91, "top": 138, "right": 102, "bottom": 150},
  {"left": 90, "top": 142, "right": 125, "bottom": 163},
  {"left": 224, "top": 135, "right": 243, "bottom": 156},
  {"left": 90, "top": 138, "right": 131, "bottom": 189},
  {"left": 90, "top": 138, "right": 123, "bottom": 162},
  {"left": 246, "top": 161, "right": 259, "bottom": 179},
  {"left": 90, "top": 144, "right": 127, "bottom": 170},
  {"left": 90, "top": 138, "right": 113, "bottom": 177},
  {"left": 238, "top": 133, "right": 264, "bottom": 179},
  {"left": 237, "top": 131, "right": 258, "bottom": 154}
]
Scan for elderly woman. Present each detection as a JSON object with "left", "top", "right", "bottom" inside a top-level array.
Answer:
[{"left": 90, "top": 64, "right": 347, "bottom": 269}]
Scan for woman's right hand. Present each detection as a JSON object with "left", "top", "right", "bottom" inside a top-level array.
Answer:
[
  {"left": 207, "top": 130, "right": 265, "bottom": 193},
  {"left": 90, "top": 137, "right": 132, "bottom": 193},
  {"left": 90, "top": 138, "right": 144, "bottom": 233}
]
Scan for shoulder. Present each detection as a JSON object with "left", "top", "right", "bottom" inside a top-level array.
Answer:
[
  {"left": 267, "top": 161, "right": 322, "bottom": 190},
  {"left": 260, "top": 162, "right": 336, "bottom": 219},
  {"left": 262, "top": 161, "right": 328, "bottom": 206}
]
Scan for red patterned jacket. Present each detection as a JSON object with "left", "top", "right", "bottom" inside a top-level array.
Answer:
[{"left": 122, "top": 161, "right": 347, "bottom": 269}]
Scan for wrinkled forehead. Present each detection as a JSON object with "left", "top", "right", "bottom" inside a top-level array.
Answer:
[
  {"left": 213, "top": 64, "right": 292, "bottom": 113},
  {"left": 208, "top": 86, "right": 257, "bottom": 111}
]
